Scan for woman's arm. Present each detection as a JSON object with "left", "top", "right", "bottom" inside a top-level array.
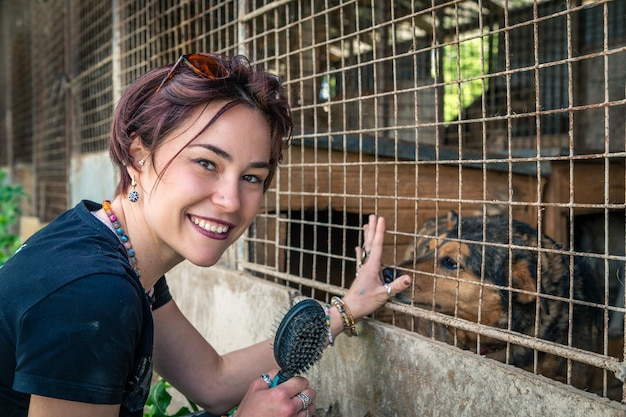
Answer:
[
  {"left": 152, "top": 300, "right": 282, "bottom": 414},
  {"left": 153, "top": 214, "right": 410, "bottom": 415}
]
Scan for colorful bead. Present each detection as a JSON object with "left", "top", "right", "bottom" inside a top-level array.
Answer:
[
  {"left": 102, "top": 200, "right": 141, "bottom": 279},
  {"left": 324, "top": 303, "right": 334, "bottom": 346},
  {"left": 331, "top": 296, "right": 357, "bottom": 337},
  {"left": 102, "top": 200, "right": 155, "bottom": 307}
]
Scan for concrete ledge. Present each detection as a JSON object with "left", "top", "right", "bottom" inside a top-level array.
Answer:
[
  {"left": 315, "top": 321, "right": 625, "bottom": 416},
  {"left": 167, "top": 262, "right": 626, "bottom": 417}
]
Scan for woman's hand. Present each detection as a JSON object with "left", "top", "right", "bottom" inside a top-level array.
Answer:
[
  {"left": 234, "top": 370, "right": 316, "bottom": 417},
  {"left": 343, "top": 214, "right": 412, "bottom": 321}
]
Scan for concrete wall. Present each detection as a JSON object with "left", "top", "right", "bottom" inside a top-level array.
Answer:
[
  {"left": 70, "top": 151, "right": 117, "bottom": 205},
  {"left": 167, "top": 261, "right": 626, "bottom": 417}
]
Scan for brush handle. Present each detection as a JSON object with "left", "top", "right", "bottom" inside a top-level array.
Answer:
[{"left": 270, "top": 371, "right": 290, "bottom": 387}]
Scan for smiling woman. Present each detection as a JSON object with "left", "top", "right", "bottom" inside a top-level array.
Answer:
[
  {"left": 129, "top": 103, "right": 272, "bottom": 268},
  {"left": 0, "top": 52, "right": 411, "bottom": 417}
]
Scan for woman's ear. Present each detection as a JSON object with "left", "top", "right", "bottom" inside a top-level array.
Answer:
[{"left": 127, "top": 133, "right": 148, "bottom": 173}]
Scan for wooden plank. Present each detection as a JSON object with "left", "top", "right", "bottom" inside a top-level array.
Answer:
[
  {"left": 543, "top": 160, "right": 625, "bottom": 243},
  {"left": 265, "top": 147, "right": 540, "bottom": 228}
]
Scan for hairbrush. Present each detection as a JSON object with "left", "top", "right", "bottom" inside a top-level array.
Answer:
[{"left": 270, "top": 298, "right": 329, "bottom": 387}]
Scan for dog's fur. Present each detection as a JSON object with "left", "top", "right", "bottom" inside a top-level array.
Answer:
[{"left": 388, "top": 211, "right": 604, "bottom": 391}]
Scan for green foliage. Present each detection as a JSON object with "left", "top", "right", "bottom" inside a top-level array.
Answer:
[
  {"left": 441, "top": 34, "right": 499, "bottom": 123},
  {"left": 144, "top": 379, "right": 199, "bottom": 417},
  {"left": 0, "top": 170, "right": 27, "bottom": 265}
]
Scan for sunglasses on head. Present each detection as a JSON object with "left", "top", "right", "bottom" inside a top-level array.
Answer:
[{"left": 155, "top": 53, "right": 231, "bottom": 93}]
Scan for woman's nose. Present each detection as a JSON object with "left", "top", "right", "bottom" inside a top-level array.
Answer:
[{"left": 213, "top": 178, "right": 241, "bottom": 212}]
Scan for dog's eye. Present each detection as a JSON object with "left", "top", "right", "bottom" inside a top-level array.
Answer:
[{"left": 440, "top": 256, "right": 459, "bottom": 270}]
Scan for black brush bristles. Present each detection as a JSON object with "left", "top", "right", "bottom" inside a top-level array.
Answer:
[{"left": 270, "top": 298, "right": 328, "bottom": 386}]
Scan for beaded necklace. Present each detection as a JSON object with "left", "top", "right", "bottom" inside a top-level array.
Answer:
[
  {"left": 102, "top": 200, "right": 154, "bottom": 305},
  {"left": 103, "top": 200, "right": 141, "bottom": 277}
]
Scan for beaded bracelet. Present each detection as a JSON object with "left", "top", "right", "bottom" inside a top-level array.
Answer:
[
  {"left": 323, "top": 304, "right": 334, "bottom": 346},
  {"left": 331, "top": 296, "right": 357, "bottom": 337}
]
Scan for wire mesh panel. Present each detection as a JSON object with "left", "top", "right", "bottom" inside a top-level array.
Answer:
[
  {"left": 31, "top": 0, "right": 69, "bottom": 221},
  {"left": 73, "top": 0, "right": 114, "bottom": 154},
  {"left": 2, "top": 1, "right": 34, "bottom": 166},
  {"left": 117, "top": 0, "right": 239, "bottom": 90},
  {"left": 243, "top": 0, "right": 626, "bottom": 402}
]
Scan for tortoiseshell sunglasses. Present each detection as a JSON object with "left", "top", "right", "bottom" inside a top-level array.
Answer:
[{"left": 155, "top": 53, "right": 231, "bottom": 93}]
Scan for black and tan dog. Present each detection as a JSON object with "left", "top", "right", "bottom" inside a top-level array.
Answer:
[{"left": 384, "top": 211, "right": 604, "bottom": 392}]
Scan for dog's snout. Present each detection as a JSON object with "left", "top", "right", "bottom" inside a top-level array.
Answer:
[
  {"left": 381, "top": 266, "right": 412, "bottom": 304},
  {"left": 382, "top": 267, "right": 401, "bottom": 284}
]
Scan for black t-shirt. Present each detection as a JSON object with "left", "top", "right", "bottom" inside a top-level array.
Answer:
[{"left": 0, "top": 200, "right": 172, "bottom": 417}]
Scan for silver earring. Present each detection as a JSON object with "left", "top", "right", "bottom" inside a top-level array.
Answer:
[
  {"left": 138, "top": 159, "right": 145, "bottom": 167},
  {"left": 128, "top": 177, "right": 139, "bottom": 202}
]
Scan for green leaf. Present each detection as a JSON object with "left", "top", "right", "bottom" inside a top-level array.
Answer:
[
  {"left": 143, "top": 379, "right": 200, "bottom": 417},
  {"left": 0, "top": 169, "right": 28, "bottom": 267},
  {"left": 144, "top": 380, "right": 173, "bottom": 417}
]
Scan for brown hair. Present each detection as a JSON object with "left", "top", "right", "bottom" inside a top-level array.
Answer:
[{"left": 109, "top": 54, "right": 292, "bottom": 194}]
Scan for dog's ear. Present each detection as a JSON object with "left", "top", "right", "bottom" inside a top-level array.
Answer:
[
  {"left": 511, "top": 258, "right": 550, "bottom": 314},
  {"left": 511, "top": 259, "right": 537, "bottom": 304},
  {"left": 402, "top": 243, "right": 415, "bottom": 262},
  {"left": 446, "top": 211, "right": 459, "bottom": 231}
]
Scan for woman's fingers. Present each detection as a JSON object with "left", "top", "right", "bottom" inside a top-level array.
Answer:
[
  {"left": 358, "top": 215, "right": 384, "bottom": 268},
  {"left": 384, "top": 274, "right": 412, "bottom": 297},
  {"left": 347, "top": 215, "right": 397, "bottom": 318},
  {"left": 293, "top": 388, "right": 316, "bottom": 414},
  {"left": 363, "top": 214, "right": 380, "bottom": 248},
  {"left": 238, "top": 374, "right": 316, "bottom": 416}
]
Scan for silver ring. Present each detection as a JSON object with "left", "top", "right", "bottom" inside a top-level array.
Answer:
[
  {"left": 296, "top": 392, "right": 311, "bottom": 411},
  {"left": 260, "top": 373, "right": 272, "bottom": 387},
  {"left": 384, "top": 283, "right": 394, "bottom": 297},
  {"left": 358, "top": 247, "right": 369, "bottom": 269},
  {"left": 360, "top": 248, "right": 368, "bottom": 263}
]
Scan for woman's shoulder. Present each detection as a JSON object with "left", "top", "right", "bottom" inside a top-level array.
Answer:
[
  {"left": 11, "top": 200, "right": 126, "bottom": 269},
  {"left": 0, "top": 200, "right": 144, "bottom": 314},
  {"left": 28, "top": 200, "right": 106, "bottom": 239}
]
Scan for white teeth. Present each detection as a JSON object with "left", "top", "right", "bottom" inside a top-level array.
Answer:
[{"left": 192, "top": 217, "right": 229, "bottom": 234}]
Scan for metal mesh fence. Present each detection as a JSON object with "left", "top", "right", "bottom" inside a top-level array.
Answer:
[
  {"left": 73, "top": 0, "right": 114, "bottom": 155},
  {"left": 30, "top": 0, "right": 68, "bottom": 220},
  {"left": 2, "top": 1, "right": 33, "bottom": 166},
  {"left": 1, "top": 0, "right": 625, "bottom": 404},
  {"left": 244, "top": 0, "right": 626, "bottom": 402}
]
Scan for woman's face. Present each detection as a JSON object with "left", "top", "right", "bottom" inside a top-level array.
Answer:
[{"left": 138, "top": 102, "right": 272, "bottom": 267}]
